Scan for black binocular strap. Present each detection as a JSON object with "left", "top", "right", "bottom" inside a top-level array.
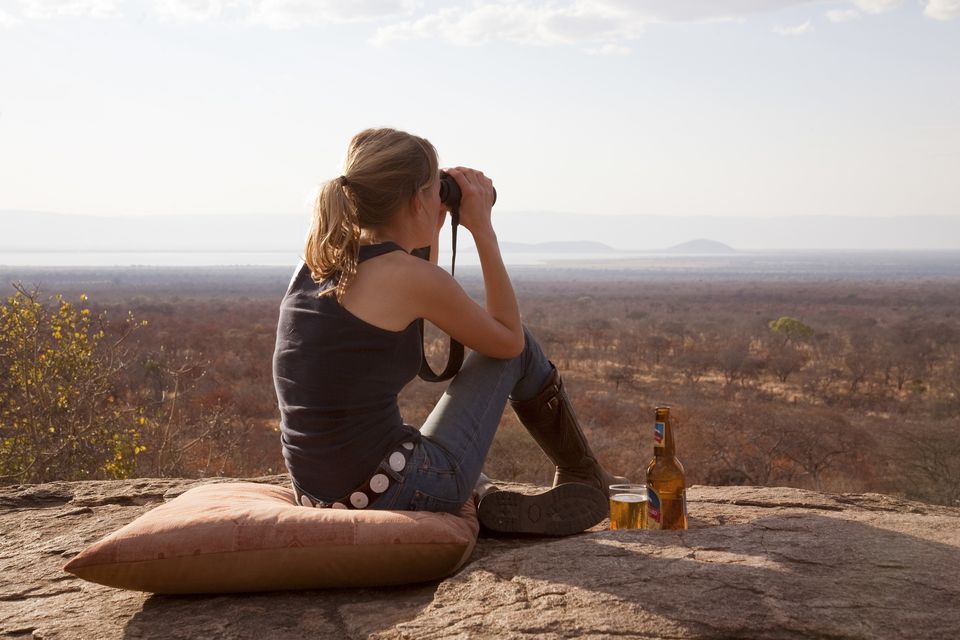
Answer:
[{"left": 413, "top": 214, "right": 464, "bottom": 382}]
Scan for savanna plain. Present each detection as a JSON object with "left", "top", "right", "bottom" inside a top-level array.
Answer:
[{"left": 2, "top": 252, "right": 958, "bottom": 508}]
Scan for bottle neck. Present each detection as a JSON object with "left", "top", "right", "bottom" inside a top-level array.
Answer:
[{"left": 653, "top": 409, "right": 676, "bottom": 457}]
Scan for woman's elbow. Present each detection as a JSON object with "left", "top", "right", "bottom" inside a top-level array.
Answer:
[
  {"left": 499, "top": 331, "right": 526, "bottom": 360},
  {"left": 472, "top": 324, "right": 525, "bottom": 359}
]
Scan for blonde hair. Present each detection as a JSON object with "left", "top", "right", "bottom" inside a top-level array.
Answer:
[{"left": 304, "top": 128, "right": 438, "bottom": 301}]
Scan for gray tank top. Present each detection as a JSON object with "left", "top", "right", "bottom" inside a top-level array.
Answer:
[{"left": 272, "top": 242, "right": 422, "bottom": 500}]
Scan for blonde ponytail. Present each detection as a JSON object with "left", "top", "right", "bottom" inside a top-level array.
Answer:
[
  {"left": 305, "top": 176, "right": 361, "bottom": 300},
  {"left": 303, "top": 128, "right": 439, "bottom": 301}
]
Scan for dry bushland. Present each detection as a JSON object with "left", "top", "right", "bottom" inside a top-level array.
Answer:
[{"left": 2, "top": 267, "right": 958, "bottom": 506}]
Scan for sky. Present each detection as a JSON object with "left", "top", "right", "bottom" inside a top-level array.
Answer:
[{"left": 1, "top": 0, "right": 959, "bottom": 226}]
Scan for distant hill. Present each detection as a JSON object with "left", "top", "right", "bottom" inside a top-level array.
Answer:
[
  {"left": 665, "top": 239, "right": 737, "bottom": 254},
  {"left": 3, "top": 210, "right": 960, "bottom": 252},
  {"left": 492, "top": 213, "right": 960, "bottom": 251}
]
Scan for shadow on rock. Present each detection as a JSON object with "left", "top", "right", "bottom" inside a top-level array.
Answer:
[
  {"left": 122, "top": 582, "right": 441, "bottom": 640},
  {"left": 397, "top": 512, "right": 960, "bottom": 639}
]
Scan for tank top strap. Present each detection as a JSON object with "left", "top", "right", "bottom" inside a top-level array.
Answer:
[{"left": 358, "top": 242, "right": 407, "bottom": 263}]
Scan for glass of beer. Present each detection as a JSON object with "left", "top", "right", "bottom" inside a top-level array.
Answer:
[{"left": 608, "top": 484, "right": 648, "bottom": 530}]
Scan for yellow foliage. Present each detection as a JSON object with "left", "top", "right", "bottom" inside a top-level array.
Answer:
[{"left": 0, "top": 287, "right": 144, "bottom": 484}]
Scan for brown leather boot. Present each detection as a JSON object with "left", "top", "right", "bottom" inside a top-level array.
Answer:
[
  {"left": 473, "top": 472, "right": 607, "bottom": 536},
  {"left": 510, "top": 366, "right": 628, "bottom": 491}
]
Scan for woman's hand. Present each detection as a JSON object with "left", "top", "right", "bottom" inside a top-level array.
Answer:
[{"left": 443, "top": 167, "right": 495, "bottom": 239}]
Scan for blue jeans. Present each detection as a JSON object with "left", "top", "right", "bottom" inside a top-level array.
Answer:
[{"left": 370, "top": 326, "right": 554, "bottom": 514}]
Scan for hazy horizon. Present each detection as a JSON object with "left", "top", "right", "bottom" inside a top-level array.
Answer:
[
  {"left": 3, "top": 210, "right": 960, "bottom": 268},
  {"left": 1, "top": 1, "right": 958, "bottom": 266}
]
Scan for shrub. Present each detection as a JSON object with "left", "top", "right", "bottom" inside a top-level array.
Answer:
[{"left": 0, "top": 285, "right": 146, "bottom": 483}]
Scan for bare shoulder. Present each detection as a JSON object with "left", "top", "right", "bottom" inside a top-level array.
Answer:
[
  {"left": 376, "top": 250, "right": 463, "bottom": 310},
  {"left": 370, "top": 249, "right": 442, "bottom": 283},
  {"left": 376, "top": 250, "right": 452, "bottom": 287},
  {"left": 343, "top": 249, "right": 454, "bottom": 331}
]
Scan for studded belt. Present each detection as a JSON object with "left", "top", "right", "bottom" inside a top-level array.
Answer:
[{"left": 293, "top": 440, "right": 416, "bottom": 510}]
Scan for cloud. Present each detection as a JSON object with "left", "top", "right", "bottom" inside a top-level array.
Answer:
[
  {"left": 849, "top": 0, "right": 903, "bottom": 14},
  {"left": 0, "top": 7, "right": 21, "bottom": 26},
  {"left": 371, "top": 2, "right": 639, "bottom": 48},
  {"left": 773, "top": 19, "right": 813, "bottom": 35},
  {"left": 2, "top": 0, "right": 956, "bottom": 40},
  {"left": 370, "top": 1, "right": 831, "bottom": 47},
  {"left": 370, "top": 2, "right": 848, "bottom": 49},
  {"left": 2, "top": 0, "right": 424, "bottom": 26},
  {"left": 603, "top": 0, "right": 815, "bottom": 23},
  {"left": 826, "top": 8, "right": 861, "bottom": 21},
  {"left": 924, "top": 0, "right": 960, "bottom": 20},
  {"left": 246, "top": 0, "right": 417, "bottom": 29},
  {"left": 152, "top": 0, "right": 229, "bottom": 22},
  {"left": 15, "top": 0, "right": 120, "bottom": 19}
]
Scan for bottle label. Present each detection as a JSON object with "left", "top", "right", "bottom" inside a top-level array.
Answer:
[
  {"left": 646, "top": 487, "right": 662, "bottom": 529},
  {"left": 654, "top": 421, "right": 665, "bottom": 448}
]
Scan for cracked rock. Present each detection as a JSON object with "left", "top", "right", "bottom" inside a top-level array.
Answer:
[{"left": 1, "top": 480, "right": 959, "bottom": 639}]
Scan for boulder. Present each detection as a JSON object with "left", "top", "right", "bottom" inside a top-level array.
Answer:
[{"left": 1, "top": 478, "right": 958, "bottom": 639}]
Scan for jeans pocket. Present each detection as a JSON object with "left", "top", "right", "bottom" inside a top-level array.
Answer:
[{"left": 409, "top": 489, "right": 463, "bottom": 514}]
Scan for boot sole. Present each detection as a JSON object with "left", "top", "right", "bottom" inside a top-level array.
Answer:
[{"left": 477, "top": 483, "right": 608, "bottom": 536}]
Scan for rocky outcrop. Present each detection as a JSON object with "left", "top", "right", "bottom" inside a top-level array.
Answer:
[{"left": 2, "top": 477, "right": 959, "bottom": 639}]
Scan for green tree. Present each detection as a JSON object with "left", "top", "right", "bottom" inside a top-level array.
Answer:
[
  {"left": 0, "top": 285, "right": 147, "bottom": 483},
  {"left": 768, "top": 316, "right": 815, "bottom": 344}
]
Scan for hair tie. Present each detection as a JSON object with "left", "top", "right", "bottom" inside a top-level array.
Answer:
[{"left": 339, "top": 175, "right": 350, "bottom": 187}]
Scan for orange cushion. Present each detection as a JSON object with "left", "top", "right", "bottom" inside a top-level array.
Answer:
[{"left": 63, "top": 482, "right": 478, "bottom": 594}]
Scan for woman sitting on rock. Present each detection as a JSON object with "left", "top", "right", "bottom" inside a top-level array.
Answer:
[{"left": 272, "top": 127, "right": 625, "bottom": 535}]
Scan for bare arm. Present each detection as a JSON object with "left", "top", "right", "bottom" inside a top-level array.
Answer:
[
  {"left": 470, "top": 226, "right": 523, "bottom": 354},
  {"left": 412, "top": 167, "right": 523, "bottom": 359}
]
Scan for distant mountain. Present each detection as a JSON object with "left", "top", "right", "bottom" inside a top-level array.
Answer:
[
  {"left": 3, "top": 210, "right": 960, "bottom": 252},
  {"left": 493, "top": 212, "right": 960, "bottom": 251},
  {"left": 665, "top": 239, "right": 737, "bottom": 254}
]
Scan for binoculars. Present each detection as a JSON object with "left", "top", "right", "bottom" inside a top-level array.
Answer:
[{"left": 439, "top": 171, "right": 497, "bottom": 212}]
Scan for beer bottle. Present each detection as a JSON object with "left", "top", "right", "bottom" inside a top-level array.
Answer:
[{"left": 645, "top": 406, "right": 688, "bottom": 530}]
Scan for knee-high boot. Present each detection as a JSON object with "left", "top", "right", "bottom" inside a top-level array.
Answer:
[{"left": 510, "top": 365, "right": 628, "bottom": 490}]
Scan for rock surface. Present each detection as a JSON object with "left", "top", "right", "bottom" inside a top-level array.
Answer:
[{"left": 2, "top": 477, "right": 959, "bottom": 639}]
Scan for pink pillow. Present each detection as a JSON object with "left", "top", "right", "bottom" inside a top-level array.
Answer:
[{"left": 63, "top": 482, "right": 478, "bottom": 593}]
